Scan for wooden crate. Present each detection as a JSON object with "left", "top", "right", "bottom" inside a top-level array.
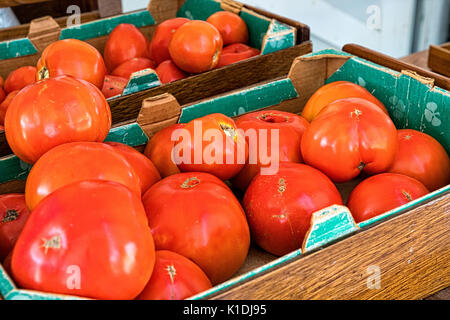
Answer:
[
  {"left": 428, "top": 42, "right": 450, "bottom": 78},
  {"left": 0, "top": 44, "right": 448, "bottom": 300}
]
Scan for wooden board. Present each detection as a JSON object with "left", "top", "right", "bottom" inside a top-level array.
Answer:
[
  {"left": 428, "top": 42, "right": 450, "bottom": 78},
  {"left": 0, "top": 0, "right": 51, "bottom": 7}
]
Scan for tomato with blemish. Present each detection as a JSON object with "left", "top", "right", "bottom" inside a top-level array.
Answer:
[
  {"left": 4, "top": 66, "right": 36, "bottom": 94},
  {"left": 155, "top": 60, "right": 187, "bottom": 84},
  {"left": 216, "top": 43, "right": 260, "bottom": 68},
  {"left": 206, "top": 11, "right": 249, "bottom": 46},
  {"left": 5, "top": 76, "right": 111, "bottom": 164},
  {"left": 243, "top": 163, "right": 343, "bottom": 256},
  {"left": 148, "top": 18, "right": 190, "bottom": 65},
  {"left": 232, "top": 110, "right": 309, "bottom": 191},
  {"left": 347, "top": 173, "right": 429, "bottom": 223},
  {"left": 301, "top": 98, "right": 398, "bottom": 183},
  {"left": 36, "top": 39, "right": 107, "bottom": 89},
  {"left": 106, "top": 142, "right": 161, "bottom": 194},
  {"left": 104, "top": 24, "right": 149, "bottom": 72},
  {"left": 176, "top": 113, "right": 248, "bottom": 181},
  {"left": 388, "top": 129, "right": 450, "bottom": 191},
  {"left": 25, "top": 142, "right": 142, "bottom": 211},
  {"left": 301, "top": 81, "right": 388, "bottom": 122},
  {"left": 144, "top": 123, "right": 185, "bottom": 178},
  {"left": 101, "top": 75, "right": 128, "bottom": 99},
  {"left": 169, "top": 20, "right": 223, "bottom": 74},
  {"left": 0, "top": 194, "right": 31, "bottom": 261},
  {"left": 111, "top": 58, "right": 156, "bottom": 79},
  {"left": 12, "top": 180, "right": 155, "bottom": 300},
  {"left": 136, "top": 250, "right": 212, "bottom": 300},
  {"left": 142, "top": 172, "right": 250, "bottom": 284}
]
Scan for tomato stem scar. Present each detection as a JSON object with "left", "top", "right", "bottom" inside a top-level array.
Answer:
[
  {"left": 1, "top": 209, "right": 19, "bottom": 223},
  {"left": 181, "top": 177, "right": 201, "bottom": 189}
]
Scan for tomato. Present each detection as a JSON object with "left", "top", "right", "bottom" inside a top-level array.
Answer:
[
  {"left": 136, "top": 250, "right": 212, "bottom": 300},
  {"left": 232, "top": 110, "right": 309, "bottom": 191},
  {"left": 101, "top": 75, "right": 128, "bottom": 99},
  {"left": 3, "top": 251, "right": 12, "bottom": 275},
  {"left": 387, "top": 129, "right": 450, "bottom": 191},
  {"left": 111, "top": 57, "right": 156, "bottom": 79},
  {"left": 169, "top": 20, "right": 223, "bottom": 74},
  {"left": 347, "top": 173, "right": 429, "bottom": 223},
  {"left": 206, "top": 11, "right": 249, "bottom": 46},
  {"left": 0, "top": 90, "right": 19, "bottom": 126},
  {"left": 301, "top": 98, "right": 398, "bottom": 183},
  {"left": 243, "top": 163, "right": 343, "bottom": 256},
  {"left": 5, "top": 76, "right": 111, "bottom": 164},
  {"left": 144, "top": 124, "right": 184, "bottom": 178},
  {"left": 301, "top": 81, "right": 389, "bottom": 122},
  {"left": 0, "top": 87, "right": 5, "bottom": 104},
  {"left": 216, "top": 43, "right": 260, "bottom": 68},
  {"left": 0, "top": 194, "right": 31, "bottom": 261},
  {"left": 0, "top": 75, "right": 4, "bottom": 88},
  {"left": 25, "top": 142, "right": 142, "bottom": 211},
  {"left": 36, "top": 39, "right": 107, "bottom": 89},
  {"left": 106, "top": 142, "right": 161, "bottom": 194},
  {"left": 155, "top": 60, "right": 187, "bottom": 84},
  {"left": 142, "top": 172, "right": 250, "bottom": 284},
  {"left": 4, "top": 66, "right": 36, "bottom": 94},
  {"left": 12, "top": 180, "right": 155, "bottom": 300},
  {"left": 148, "top": 18, "right": 190, "bottom": 65},
  {"left": 176, "top": 113, "right": 247, "bottom": 181},
  {"left": 104, "top": 24, "right": 149, "bottom": 72}
]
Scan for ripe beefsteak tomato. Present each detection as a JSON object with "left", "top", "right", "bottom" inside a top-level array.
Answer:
[
  {"left": 243, "top": 163, "right": 343, "bottom": 256},
  {"left": 5, "top": 76, "right": 111, "bottom": 164},
  {"left": 144, "top": 123, "right": 185, "bottom": 178},
  {"left": 206, "top": 11, "right": 249, "bottom": 46},
  {"left": 142, "top": 172, "right": 250, "bottom": 284},
  {"left": 111, "top": 57, "right": 156, "bottom": 79},
  {"left": 301, "top": 98, "right": 398, "bottom": 183},
  {"left": 0, "top": 194, "right": 31, "bottom": 260},
  {"left": 101, "top": 75, "right": 128, "bottom": 99},
  {"left": 36, "top": 39, "right": 107, "bottom": 89},
  {"left": 104, "top": 24, "right": 149, "bottom": 71},
  {"left": 347, "top": 173, "right": 429, "bottom": 223},
  {"left": 232, "top": 110, "right": 309, "bottom": 192},
  {"left": 388, "top": 129, "right": 450, "bottom": 191},
  {"left": 216, "top": 43, "right": 260, "bottom": 68},
  {"left": 175, "top": 113, "right": 248, "bottom": 181},
  {"left": 169, "top": 20, "right": 223, "bottom": 74},
  {"left": 106, "top": 142, "right": 161, "bottom": 193},
  {"left": 136, "top": 250, "right": 212, "bottom": 300},
  {"left": 148, "top": 18, "right": 190, "bottom": 65},
  {"left": 155, "top": 60, "right": 187, "bottom": 84},
  {"left": 12, "top": 180, "right": 155, "bottom": 300},
  {"left": 4, "top": 66, "right": 36, "bottom": 94},
  {"left": 301, "top": 81, "right": 388, "bottom": 122},
  {"left": 25, "top": 142, "right": 142, "bottom": 211}
]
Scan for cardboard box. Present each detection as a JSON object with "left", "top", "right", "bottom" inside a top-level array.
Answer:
[{"left": 0, "top": 46, "right": 448, "bottom": 300}]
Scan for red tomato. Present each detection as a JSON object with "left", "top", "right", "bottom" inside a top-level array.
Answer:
[
  {"left": 36, "top": 39, "right": 107, "bottom": 89},
  {"left": 155, "top": 60, "right": 187, "bottom": 84},
  {"left": 176, "top": 113, "right": 248, "bottom": 181},
  {"left": 111, "top": 58, "right": 156, "bottom": 79},
  {"left": 206, "top": 11, "right": 249, "bottom": 46},
  {"left": 4, "top": 66, "right": 36, "bottom": 94},
  {"left": 5, "top": 76, "right": 111, "bottom": 164},
  {"left": 347, "top": 173, "right": 429, "bottom": 223},
  {"left": 136, "top": 250, "right": 212, "bottom": 300},
  {"left": 0, "top": 90, "right": 19, "bottom": 125},
  {"left": 301, "top": 81, "right": 389, "bottom": 122},
  {"left": 0, "top": 87, "right": 5, "bottom": 104},
  {"left": 169, "top": 20, "right": 223, "bottom": 74},
  {"left": 3, "top": 251, "right": 12, "bottom": 275},
  {"left": 216, "top": 43, "right": 260, "bottom": 68},
  {"left": 142, "top": 172, "right": 250, "bottom": 284},
  {"left": 104, "top": 24, "right": 149, "bottom": 72},
  {"left": 243, "top": 163, "right": 343, "bottom": 256},
  {"left": 148, "top": 18, "right": 190, "bottom": 65},
  {"left": 301, "top": 98, "right": 398, "bottom": 183},
  {"left": 144, "top": 124, "right": 185, "bottom": 178},
  {"left": 0, "top": 194, "right": 31, "bottom": 261},
  {"left": 25, "top": 142, "right": 142, "bottom": 211},
  {"left": 387, "top": 129, "right": 450, "bottom": 191},
  {"left": 101, "top": 75, "right": 128, "bottom": 99},
  {"left": 12, "top": 180, "right": 155, "bottom": 300},
  {"left": 232, "top": 110, "right": 309, "bottom": 191},
  {"left": 0, "top": 75, "right": 4, "bottom": 88},
  {"left": 106, "top": 142, "right": 161, "bottom": 194}
]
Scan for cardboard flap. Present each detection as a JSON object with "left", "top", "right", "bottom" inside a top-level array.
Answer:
[
  {"left": 401, "top": 70, "right": 435, "bottom": 88},
  {"left": 27, "top": 16, "right": 61, "bottom": 53},
  {"left": 221, "top": 0, "right": 244, "bottom": 14},
  {"left": 148, "top": 0, "right": 184, "bottom": 23},
  {"left": 137, "top": 93, "right": 182, "bottom": 138},
  {"left": 97, "top": 0, "right": 123, "bottom": 18}
]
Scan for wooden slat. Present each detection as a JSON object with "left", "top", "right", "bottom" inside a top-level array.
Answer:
[
  {"left": 208, "top": 194, "right": 450, "bottom": 300},
  {"left": 343, "top": 43, "right": 450, "bottom": 91},
  {"left": 428, "top": 43, "right": 450, "bottom": 78},
  {"left": 0, "top": 0, "right": 51, "bottom": 7}
]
